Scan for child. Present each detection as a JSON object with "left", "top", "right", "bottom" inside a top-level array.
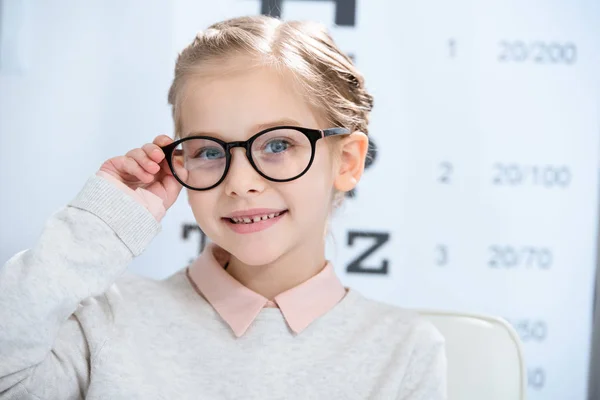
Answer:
[{"left": 0, "top": 15, "right": 446, "bottom": 399}]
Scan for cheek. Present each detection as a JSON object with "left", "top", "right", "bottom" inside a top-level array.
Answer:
[
  {"left": 287, "top": 146, "right": 335, "bottom": 210},
  {"left": 311, "top": 143, "right": 337, "bottom": 187},
  {"left": 187, "top": 191, "right": 219, "bottom": 226}
]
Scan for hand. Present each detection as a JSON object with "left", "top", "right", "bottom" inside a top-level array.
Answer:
[{"left": 98, "top": 135, "right": 183, "bottom": 210}]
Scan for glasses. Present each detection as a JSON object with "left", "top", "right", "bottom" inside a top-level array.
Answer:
[{"left": 160, "top": 125, "right": 351, "bottom": 191}]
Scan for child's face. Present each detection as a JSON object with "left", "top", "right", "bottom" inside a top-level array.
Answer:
[{"left": 179, "top": 63, "right": 340, "bottom": 266}]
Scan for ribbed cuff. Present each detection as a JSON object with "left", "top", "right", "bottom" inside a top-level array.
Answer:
[
  {"left": 95, "top": 170, "right": 166, "bottom": 223},
  {"left": 68, "top": 174, "right": 162, "bottom": 256}
]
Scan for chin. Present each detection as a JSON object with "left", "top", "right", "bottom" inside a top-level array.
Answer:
[
  {"left": 237, "top": 253, "right": 280, "bottom": 267},
  {"left": 225, "top": 240, "right": 286, "bottom": 267}
]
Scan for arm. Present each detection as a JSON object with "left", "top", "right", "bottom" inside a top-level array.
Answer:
[
  {"left": 397, "top": 319, "right": 448, "bottom": 400},
  {"left": 0, "top": 174, "right": 161, "bottom": 399}
]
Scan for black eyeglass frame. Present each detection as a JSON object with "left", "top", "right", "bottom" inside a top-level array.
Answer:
[{"left": 160, "top": 125, "right": 351, "bottom": 191}]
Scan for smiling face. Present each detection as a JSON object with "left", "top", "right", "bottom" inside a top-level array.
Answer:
[{"left": 179, "top": 61, "right": 339, "bottom": 266}]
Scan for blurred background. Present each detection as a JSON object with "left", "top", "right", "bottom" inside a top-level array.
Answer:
[{"left": 1, "top": 0, "right": 599, "bottom": 399}]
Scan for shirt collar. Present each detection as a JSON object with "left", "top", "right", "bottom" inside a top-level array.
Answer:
[{"left": 186, "top": 242, "right": 347, "bottom": 338}]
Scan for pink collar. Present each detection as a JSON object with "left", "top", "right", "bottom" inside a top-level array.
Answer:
[{"left": 186, "top": 242, "right": 347, "bottom": 337}]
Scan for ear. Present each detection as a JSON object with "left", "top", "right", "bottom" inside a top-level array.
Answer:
[{"left": 334, "top": 131, "right": 369, "bottom": 193}]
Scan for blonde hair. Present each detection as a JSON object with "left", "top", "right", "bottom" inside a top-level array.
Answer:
[{"left": 167, "top": 14, "right": 373, "bottom": 209}]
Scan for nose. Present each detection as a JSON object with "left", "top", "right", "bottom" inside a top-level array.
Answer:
[{"left": 223, "top": 147, "right": 265, "bottom": 197}]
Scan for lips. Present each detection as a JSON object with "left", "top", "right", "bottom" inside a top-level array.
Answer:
[{"left": 222, "top": 210, "right": 288, "bottom": 234}]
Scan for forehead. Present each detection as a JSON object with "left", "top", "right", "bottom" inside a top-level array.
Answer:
[{"left": 179, "top": 63, "right": 323, "bottom": 139}]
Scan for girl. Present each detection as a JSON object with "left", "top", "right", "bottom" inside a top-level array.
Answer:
[{"left": 0, "top": 15, "right": 446, "bottom": 399}]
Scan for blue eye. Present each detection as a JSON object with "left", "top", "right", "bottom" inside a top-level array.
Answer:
[
  {"left": 196, "top": 147, "right": 225, "bottom": 160},
  {"left": 264, "top": 139, "right": 291, "bottom": 154}
]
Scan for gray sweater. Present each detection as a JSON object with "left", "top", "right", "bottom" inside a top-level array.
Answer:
[{"left": 0, "top": 174, "right": 447, "bottom": 399}]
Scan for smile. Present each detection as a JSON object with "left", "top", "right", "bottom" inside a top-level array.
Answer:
[
  {"left": 229, "top": 211, "right": 285, "bottom": 224},
  {"left": 223, "top": 210, "right": 288, "bottom": 234}
]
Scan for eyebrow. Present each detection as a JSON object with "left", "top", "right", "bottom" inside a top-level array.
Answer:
[{"left": 185, "top": 118, "right": 304, "bottom": 139}]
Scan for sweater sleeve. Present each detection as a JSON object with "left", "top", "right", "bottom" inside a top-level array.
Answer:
[
  {"left": 397, "top": 319, "right": 448, "bottom": 400},
  {"left": 94, "top": 170, "right": 166, "bottom": 223},
  {"left": 0, "top": 174, "right": 161, "bottom": 399}
]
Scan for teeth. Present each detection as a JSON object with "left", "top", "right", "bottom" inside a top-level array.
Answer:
[{"left": 230, "top": 211, "right": 283, "bottom": 224}]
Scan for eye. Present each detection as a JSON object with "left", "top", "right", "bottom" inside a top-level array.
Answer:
[
  {"left": 264, "top": 139, "right": 292, "bottom": 154},
  {"left": 195, "top": 147, "right": 225, "bottom": 160}
]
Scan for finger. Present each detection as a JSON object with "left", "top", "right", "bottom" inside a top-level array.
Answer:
[
  {"left": 152, "top": 135, "right": 173, "bottom": 147},
  {"left": 158, "top": 158, "right": 174, "bottom": 177},
  {"left": 126, "top": 148, "right": 160, "bottom": 174},
  {"left": 142, "top": 143, "right": 165, "bottom": 163},
  {"left": 168, "top": 152, "right": 189, "bottom": 181},
  {"left": 122, "top": 156, "right": 154, "bottom": 183},
  {"left": 162, "top": 173, "right": 184, "bottom": 201}
]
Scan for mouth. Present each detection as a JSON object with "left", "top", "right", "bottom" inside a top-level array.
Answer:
[
  {"left": 224, "top": 210, "right": 288, "bottom": 224},
  {"left": 221, "top": 210, "right": 289, "bottom": 234}
]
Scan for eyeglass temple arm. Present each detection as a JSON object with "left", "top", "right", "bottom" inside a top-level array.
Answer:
[{"left": 322, "top": 127, "right": 351, "bottom": 138}]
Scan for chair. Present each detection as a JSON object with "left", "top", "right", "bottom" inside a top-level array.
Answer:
[{"left": 416, "top": 310, "right": 527, "bottom": 400}]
